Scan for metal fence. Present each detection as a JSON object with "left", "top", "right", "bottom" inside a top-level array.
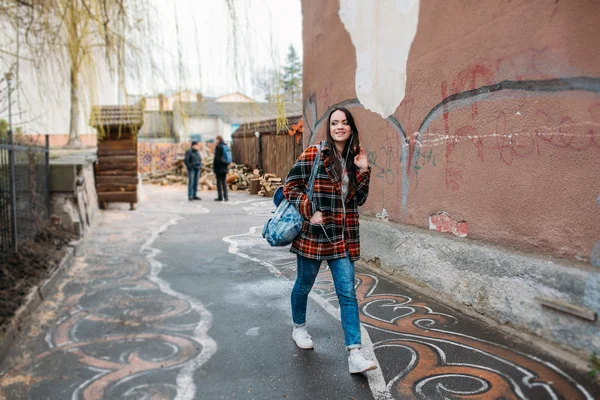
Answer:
[{"left": 0, "top": 132, "right": 50, "bottom": 254}]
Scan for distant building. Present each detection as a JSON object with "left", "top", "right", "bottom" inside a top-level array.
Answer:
[
  {"left": 173, "top": 97, "right": 301, "bottom": 144},
  {"left": 137, "top": 111, "right": 175, "bottom": 142},
  {"left": 127, "top": 90, "right": 202, "bottom": 112}
]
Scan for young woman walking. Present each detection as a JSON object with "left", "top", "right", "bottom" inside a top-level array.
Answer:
[{"left": 283, "top": 107, "right": 376, "bottom": 373}]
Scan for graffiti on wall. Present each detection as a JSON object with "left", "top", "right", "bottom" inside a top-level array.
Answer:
[
  {"left": 365, "top": 146, "right": 396, "bottom": 185},
  {"left": 365, "top": 146, "right": 396, "bottom": 210},
  {"left": 305, "top": 47, "right": 600, "bottom": 223},
  {"left": 428, "top": 75, "right": 600, "bottom": 191},
  {"left": 138, "top": 142, "right": 189, "bottom": 175}
]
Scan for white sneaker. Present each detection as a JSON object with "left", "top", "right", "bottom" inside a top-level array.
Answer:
[
  {"left": 292, "top": 325, "right": 314, "bottom": 349},
  {"left": 348, "top": 350, "right": 377, "bottom": 374}
]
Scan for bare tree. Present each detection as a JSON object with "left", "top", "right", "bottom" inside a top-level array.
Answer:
[
  {"left": 0, "top": 0, "right": 150, "bottom": 146},
  {"left": 254, "top": 67, "right": 282, "bottom": 103}
]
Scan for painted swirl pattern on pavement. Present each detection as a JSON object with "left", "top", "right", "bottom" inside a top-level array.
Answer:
[
  {"left": 225, "top": 224, "right": 597, "bottom": 400},
  {"left": 0, "top": 199, "right": 215, "bottom": 400}
]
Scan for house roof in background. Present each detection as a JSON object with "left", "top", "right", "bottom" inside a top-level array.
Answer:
[
  {"left": 139, "top": 110, "right": 175, "bottom": 137},
  {"left": 215, "top": 92, "right": 255, "bottom": 102},
  {"left": 177, "top": 101, "right": 302, "bottom": 124},
  {"left": 90, "top": 105, "right": 144, "bottom": 127},
  {"left": 232, "top": 114, "right": 303, "bottom": 137}
]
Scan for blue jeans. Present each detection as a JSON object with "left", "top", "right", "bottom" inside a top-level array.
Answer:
[
  {"left": 291, "top": 254, "right": 361, "bottom": 349},
  {"left": 187, "top": 167, "right": 200, "bottom": 199}
]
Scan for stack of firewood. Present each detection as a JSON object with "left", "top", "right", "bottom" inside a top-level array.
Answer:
[
  {"left": 256, "top": 173, "right": 282, "bottom": 197},
  {"left": 141, "top": 151, "right": 286, "bottom": 196}
]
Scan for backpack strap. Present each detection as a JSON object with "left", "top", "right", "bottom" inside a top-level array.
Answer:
[{"left": 306, "top": 142, "right": 322, "bottom": 213}]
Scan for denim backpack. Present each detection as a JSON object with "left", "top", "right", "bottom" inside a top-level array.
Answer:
[{"left": 262, "top": 143, "right": 321, "bottom": 246}]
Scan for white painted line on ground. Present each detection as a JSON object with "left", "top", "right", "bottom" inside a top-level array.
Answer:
[
  {"left": 219, "top": 199, "right": 257, "bottom": 205},
  {"left": 141, "top": 217, "right": 217, "bottom": 400},
  {"left": 222, "top": 226, "right": 393, "bottom": 400},
  {"left": 176, "top": 201, "right": 210, "bottom": 213},
  {"left": 245, "top": 327, "right": 260, "bottom": 336}
]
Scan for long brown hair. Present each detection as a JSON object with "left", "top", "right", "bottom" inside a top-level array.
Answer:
[{"left": 325, "top": 107, "right": 361, "bottom": 195}]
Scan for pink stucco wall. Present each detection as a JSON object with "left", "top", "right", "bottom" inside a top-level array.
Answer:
[{"left": 302, "top": 0, "right": 600, "bottom": 264}]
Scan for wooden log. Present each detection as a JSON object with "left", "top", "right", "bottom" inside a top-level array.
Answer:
[
  {"left": 96, "top": 176, "right": 138, "bottom": 184},
  {"left": 236, "top": 172, "right": 245, "bottom": 184},
  {"left": 253, "top": 169, "right": 260, "bottom": 175},
  {"left": 249, "top": 178, "right": 261, "bottom": 195},
  {"left": 95, "top": 163, "right": 137, "bottom": 172},
  {"left": 536, "top": 297, "right": 597, "bottom": 321},
  {"left": 268, "top": 177, "right": 282, "bottom": 183},
  {"left": 98, "top": 155, "right": 137, "bottom": 164},
  {"left": 199, "top": 174, "right": 215, "bottom": 185},
  {"left": 226, "top": 174, "right": 237, "bottom": 184},
  {"left": 95, "top": 159, "right": 137, "bottom": 167},
  {"left": 100, "top": 130, "right": 136, "bottom": 141},
  {"left": 98, "top": 191, "right": 138, "bottom": 203},
  {"left": 95, "top": 170, "right": 138, "bottom": 176},
  {"left": 231, "top": 184, "right": 238, "bottom": 191},
  {"left": 98, "top": 139, "right": 136, "bottom": 151},
  {"left": 97, "top": 149, "right": 137, "bottom": 157},
  {"left": 96, "top": 183, "right": 137, "bottom": 192}
]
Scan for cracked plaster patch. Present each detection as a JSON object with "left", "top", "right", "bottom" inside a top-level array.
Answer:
[{"left": 339, "top": 0, "right": 420, "bottom": 118}]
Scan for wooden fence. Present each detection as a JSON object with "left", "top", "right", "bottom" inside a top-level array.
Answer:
[
  {"left": 231, "top": 116, "right": 303, "bottom": 180},
  {"left": 231, "top": 134, "right": 260, "bottom": 170}
]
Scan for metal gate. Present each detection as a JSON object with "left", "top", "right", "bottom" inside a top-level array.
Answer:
[{"left": 0, "top": 132, "right": 50, "bottom": 254}]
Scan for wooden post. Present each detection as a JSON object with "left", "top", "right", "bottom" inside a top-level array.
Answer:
[
  {"left": 45, "top": 135, "right": 51, "bottom": 217},
  {"left": 8, "top": 130, "right": 17, "bottom": 252},
  {"left": 257, "top": 134, "right": 263, "bottom": 172}
]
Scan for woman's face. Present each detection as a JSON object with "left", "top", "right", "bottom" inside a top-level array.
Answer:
[{"left": 329, "top": 110, "right": 352, "bottom": 146}]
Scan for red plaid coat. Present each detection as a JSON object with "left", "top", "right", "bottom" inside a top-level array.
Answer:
[{"left": 283, "top": 141, "right": 371, "bottom": 261}]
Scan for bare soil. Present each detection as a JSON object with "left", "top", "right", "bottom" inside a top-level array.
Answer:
[{"left": 0, "top": 225, "right": 75, "bottom": 332}]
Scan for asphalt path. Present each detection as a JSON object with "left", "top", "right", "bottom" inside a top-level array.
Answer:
[{"left": 0, "top": 184, "right": 597, "bottom": 400}]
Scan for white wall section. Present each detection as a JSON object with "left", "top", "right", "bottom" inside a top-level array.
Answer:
[{"left": 339, "top": 0, "right": 420, "bottom": 118}]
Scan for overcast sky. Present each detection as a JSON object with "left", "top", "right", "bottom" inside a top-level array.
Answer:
[{"left": 126, "top": 0, "right": 303, "bottom": 100}]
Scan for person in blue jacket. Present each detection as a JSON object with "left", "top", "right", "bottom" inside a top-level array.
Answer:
[{"left": 184, "top": 141, "right": 202, "bottom": 201}]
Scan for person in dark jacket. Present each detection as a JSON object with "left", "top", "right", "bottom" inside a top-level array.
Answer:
[
  {"left": 213, "top": 136, "right": 229, "bottom": 202},
  {"left": 283, "top": 107, "right": 375, "bottom": 374},
  {"left": 184, "top": 141, "right": 202, "bottom": 201}
]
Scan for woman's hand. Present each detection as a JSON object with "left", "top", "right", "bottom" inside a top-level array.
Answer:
[
  {"left": 310, "top": 211, "right": 323, "bottom": 224},
  {"left": 354, "top": 146, "right": 369, "bottom": 172}
]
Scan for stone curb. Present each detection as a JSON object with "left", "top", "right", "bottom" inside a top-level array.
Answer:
[
  {"left": 356, "top": 259, "right": 594, "bottom": 376},
  {"left": 68, "top": 238, "right": 84, "bottom": 258},
  {"left": 0, "top": 246, "right": 75, "bottom": 363}
]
